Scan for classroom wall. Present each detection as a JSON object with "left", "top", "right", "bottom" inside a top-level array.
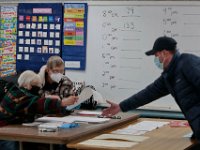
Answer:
[
  {"left": 66, "top": 1, "right": 200, "bottom": 112},
  {"left": 1, "top": 1, "right": 200, "bottom": 112}
]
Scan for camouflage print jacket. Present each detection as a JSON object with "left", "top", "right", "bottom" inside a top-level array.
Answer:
[
  {"left": 0, "top": 79, "right": 66, "bottom": 127},
  {"left": 38, "top": 65, "right": 98, "bottom": 110},
  {"left": 55, "top": 75, "right": 74, "bottom": 99}
]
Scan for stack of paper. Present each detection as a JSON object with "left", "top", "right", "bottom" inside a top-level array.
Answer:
[
  {"left": 112, "top": 121, "right": 169, "bottom": 135},
  {"left": 78, "top": 139, "right": 137, "bottom": 149},
  {"left": 36, "top": 116, "right": 110, "bottom": 124},
  {"left": 78, "top": 133, "right": 149, "bottom": 149},
  {"left": 38, "top": 122, "right": 64, "bottom": 132},
  {"left": 77, "top": 110, "right": 102, "bottom": 116},
  {"left": 93, "top": 134, "right": 149, "bottom": 142}
]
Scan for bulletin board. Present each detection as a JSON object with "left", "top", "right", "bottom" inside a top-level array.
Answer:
[
  {"left": 62, "top": 3, "right": 88, "bottom": 70},
  {"left": 16, "top": 3, "right": 63, "bottom": 72}
]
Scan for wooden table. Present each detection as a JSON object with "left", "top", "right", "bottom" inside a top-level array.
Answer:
[
  {"left": 0, "top": 112, "right": 139, "bottom": 150},
  {"left": 68, "top": 118, "right": 195, "bottom": 150}
]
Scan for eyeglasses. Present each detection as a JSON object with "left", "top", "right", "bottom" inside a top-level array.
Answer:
[{"left": 51, "top": 70, "right": 64, "bottom": 74}]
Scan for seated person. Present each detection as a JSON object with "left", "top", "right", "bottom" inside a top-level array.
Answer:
[
  {"left": 0, "top": 70, "right": 78, "bottom": 126},
  {"left": 0, "top": 70, "right": 78, "bottom": 150},
  {"left": 38, "top": 55, "right": 74, "bottom": 99},
  {"left": 38, "top": 56, "right": 97, "bottom": 109}
]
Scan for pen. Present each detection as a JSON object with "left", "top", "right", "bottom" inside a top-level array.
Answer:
[
  {"left": 39, "top": 128, "right": 57, "bottom": 132},
  {"left": 74, "top": 121, "right": 88, "bottom": 124},
  {"left": 97, "top": 115, "right": 121, "bottom": 119}
]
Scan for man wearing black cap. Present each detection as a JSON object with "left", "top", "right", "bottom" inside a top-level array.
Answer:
[{"left": 102, "top": 36, "right": 200, "bottom": 142}]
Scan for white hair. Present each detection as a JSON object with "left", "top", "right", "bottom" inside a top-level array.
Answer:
[{"left": 18, "top": 70, "right": 42, "bottom": 88}]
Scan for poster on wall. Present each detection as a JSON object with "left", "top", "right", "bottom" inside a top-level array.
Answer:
[
  {"left": 16, "top": 3, "right": 63, "bottom": 72},
  {"left": 62, "top": 3, "right": 88, "bottom": 70},
  {"left": 0, "top": 6, "right": 17, "bottom": 77}
]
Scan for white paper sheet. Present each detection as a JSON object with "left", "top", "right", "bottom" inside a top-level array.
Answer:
[
  {"left": 19, "top": 47, "right": 23, "bottom": 52},
  {"left": 31, "top": 39, "right": 36, "bottom": 44},
  {"left": 125, "top": 121, "right": 169, "bottom": 131},
  {"left": 78, "top": 111, "right": 102, "bottom": 115},
  {"left": 32, "top": 31, "right": 36, "bottom": 37},
  {"left": 55, "top": 32, "right": 60, "bottom": 38},
  {"left": 93, "top": 134, "right": 149, "bottom": 142},
  {"left": 92, "top": 89, "right": 105, "bottom": 103},
  {"left": 36, "top": 117, "right": 69, "bottom": 123},
  {"left": 43, "top": 24, "right": 48, "bottom": 29},
  {"left": 55, "top": 48, "right": 60, "bottom": 54},
  {"left": 30, "top": 47, "right": 34, "bottom": 53},
  {"left": 18, "top": 31, "right": 23, "bottom": 36},
  {"left": 17, "top": 54, "right": 22, "bottom": 60},
  {"left": 183, "top": 132, "right": 193, "bottom": 138},
  {"left": 24, "top": 54, "right": 29, "bottom": 60},
  {"left": 64, "top": 116, "right": 110, "bottom": 123},
  {"left": 36, "top": 116, "right": 110, "bottom": 124},
  {"left": 25, "top": 31, "right": 30, "bottom": 37},
  {"left": 112, "top": 121, "right": 169, "bottom": 135},
  {"left": 55, "top": 40, "right": 60, "bottom": 46},
  {"left": 50, "top": 32, "right": 54, "bottom": 38},
  {"left": 66, "top": 87, "right": 93, "bottom": 110},
  {"left": 24, "top": 47, "right": 29, "bottom": 52},
  {"left": 79, "top": 139, "right": 138, "bottom": 149},
  {"left": 112, "top": 129, "right": 147, "bottom": 135}
]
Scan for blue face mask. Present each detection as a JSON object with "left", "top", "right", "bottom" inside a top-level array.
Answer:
[{"left": 154, "top": 56, "right": 163, "bottom": 70}]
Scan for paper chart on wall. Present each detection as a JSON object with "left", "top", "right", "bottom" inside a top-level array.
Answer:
[
  {"left": 16, "top": 3, "right": 62, "bottom": 72},
  {"left": 0, "top": 6, "right": 17, "bottom": 77},
  {"left": 63, "top": 3, "right": 85, "bottom": 46}
]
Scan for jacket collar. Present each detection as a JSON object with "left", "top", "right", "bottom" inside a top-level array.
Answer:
[{"left": 162, "top": 51, "right": 181, "bottom": 77}]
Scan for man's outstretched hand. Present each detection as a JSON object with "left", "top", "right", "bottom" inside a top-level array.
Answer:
[{"left": 101, "top": 100, "right": 121, "bottom": 116}]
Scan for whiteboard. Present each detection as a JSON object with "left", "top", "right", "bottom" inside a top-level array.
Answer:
[{"left": 66, "top": 1, "right": 200, "bottom": 111}]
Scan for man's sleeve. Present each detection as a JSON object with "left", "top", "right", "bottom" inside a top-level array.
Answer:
[{"left": 120, "top": 76, "right": 169, "bottom": 112}]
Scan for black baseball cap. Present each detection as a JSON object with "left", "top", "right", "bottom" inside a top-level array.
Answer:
[{"left": 145, "top": 36, "right": 177, "bottom": 56}]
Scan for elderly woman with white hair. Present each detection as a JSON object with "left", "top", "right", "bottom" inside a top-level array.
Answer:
[
  {"left": 0, "top": 70, "right": 78, "bottom": 126},
  {"left": 18, "top": 70, "right": 42, "bottom": 95},
  {"left": 0, "top": 70, "right": 78, "bottom": 150}
]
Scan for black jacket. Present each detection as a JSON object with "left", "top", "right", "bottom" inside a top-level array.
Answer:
[{"left": 120, "top": 51, "right": 200, "bottom": 139}]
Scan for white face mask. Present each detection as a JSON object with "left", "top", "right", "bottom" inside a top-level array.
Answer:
[
  {"left": 154, "top": 56, "right": 163, "bottom": 70},
  {"left": 50, "top": 73, "right": 64, "bottom": 83}
]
